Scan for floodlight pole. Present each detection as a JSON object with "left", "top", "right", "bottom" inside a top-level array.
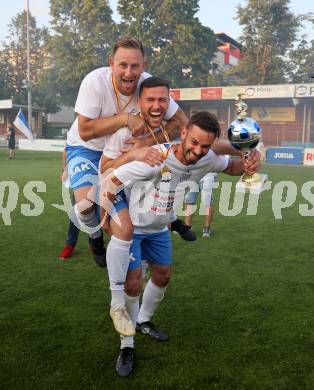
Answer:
[{"left": 26, "top": 0, "right": 32, "bottom": 131}]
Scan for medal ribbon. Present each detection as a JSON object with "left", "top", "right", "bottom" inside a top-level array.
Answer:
[
  {"left": 139, "top": 113, "right": 171, "bottom": 160},
  {"left": 111, "top": 74, "right": 134, "bottom": 114}
]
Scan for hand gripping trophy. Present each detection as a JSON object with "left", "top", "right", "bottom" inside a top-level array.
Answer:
[{"left": 228, "top": 94, "right": 268, "bottom": 191}]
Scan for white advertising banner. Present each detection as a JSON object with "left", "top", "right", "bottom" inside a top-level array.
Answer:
[
  {"left": 0, "top": 99, "right": 13, "bottom": 109},
  {"left": 19, "top": 139, "right": 65, "bottom": 152},
  {"left": 244, "top": 84, "right": 294, "bottom": 99},
  {"left": 222, "top": 86, "right": 246, "bottom": 100},
  {"left": 303, "top": 148, "right": 314, "bottom": 166},
  {"left": 295, "top": 84, "right": 314, "bottom": 98},
  {"left": 180, "top": 88, "right": 201, "bottom": 100}
]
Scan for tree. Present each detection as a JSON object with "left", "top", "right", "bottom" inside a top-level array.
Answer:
[
  {"left": 0, "top": 10, "right": 52, "bottom": 108},
  {"left": 288, "top": 38, "right": 314, "bottom": 83},
  {"left": 49, "top": 0, "right": 118, "bottom": 106},
  {"left": 117, "top": 0, "right": 217, "bottom": 88},
  {"left": 0, "top": 50, "right": 11, "bottom": 100},
  {"left": 232, "top": 0, "right": 301, "bottom": 85}
]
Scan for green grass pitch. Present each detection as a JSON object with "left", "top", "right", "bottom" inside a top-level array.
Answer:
[{"left": 1, "top": 149, "right": 314, "bottom": 389}]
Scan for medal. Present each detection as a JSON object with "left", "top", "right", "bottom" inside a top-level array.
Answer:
[
  {"left": 161, "top": 164, "right": 171, "bottom": 181},
  {"left": 139, "top": 113, "right": 171, "bottom": 160},
  {"left": 139, "top": 119, "right": 172, "bottom": 178}
]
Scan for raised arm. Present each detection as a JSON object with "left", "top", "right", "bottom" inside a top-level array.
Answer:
[
  {"left": 224, "top": 150, "right": 261, "bottom": 176},
  {"left": 78, "top": 111, "right": 150, "bottom": 142},
  {"left": 100, "top": 146, "right": 163, "bottom": 174},
  {"left": 211, "top": 140, "right": 242, "bottom": 156}
]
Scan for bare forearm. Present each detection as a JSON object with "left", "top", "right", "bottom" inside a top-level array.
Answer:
[
  {"left": 225, "top": 159, "right": 244, "bottom": 176},
  {"left": 78, "top": 113, "right": 128, "bottom": 141},
  {"left": 212, "top": 140, "right": 242, "bottom": 156}
]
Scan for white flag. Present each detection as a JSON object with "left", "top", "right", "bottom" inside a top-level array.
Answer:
[{"left": 13, "top": 109, "right": 34, "bottom": 142}]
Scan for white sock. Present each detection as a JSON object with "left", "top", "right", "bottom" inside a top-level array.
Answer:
[
  {"left": 106, "top": 235, "right": 133, "bottom": 307},
  {"left": 120, "top": 294, "right": 139, "bottom": 349},
  {"left": 74, "top": 204, "right": 101, "bottom": 239},
  {"left": 137, "top": 279, "right": 167, "bottom": 324}
]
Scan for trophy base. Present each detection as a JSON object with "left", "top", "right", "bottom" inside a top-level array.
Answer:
[{"left": 235, "top": 173, "right": 268, "bottom": 193}]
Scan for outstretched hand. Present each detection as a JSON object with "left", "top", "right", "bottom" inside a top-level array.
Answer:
[
  {"left": 121, "top": 146, "right": 164, "bottom": 167},
  {"left": 122, "top": 136, "right": 151, "bottom": 150}
]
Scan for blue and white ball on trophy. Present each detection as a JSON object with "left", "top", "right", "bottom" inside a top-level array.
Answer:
[{"left": 228, "top": 94, "right": 267, "bottom": 190}]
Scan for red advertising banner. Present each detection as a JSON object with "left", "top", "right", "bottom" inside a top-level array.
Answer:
[
  {"left": 201, "top": 87, "right": 222, "bottom": 100},
  {"left": 170, "top": 89, "right": 181, "bottom": 100}
]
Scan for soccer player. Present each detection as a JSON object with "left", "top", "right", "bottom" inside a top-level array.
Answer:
[
  {"left": 99, "top": 77, "right": 195, "bottom": 341},
  {"left": 100, "top": 110, "right": 260, "bottom": 376},
  {"left": 59, "top": 148, "right": 80, "bottom": 259},
  {"left": 184, "top": 172, "right": 218, "bottom": 238},
  {"left": 65, "top": 37, "right": 186, "bottom": 267}
]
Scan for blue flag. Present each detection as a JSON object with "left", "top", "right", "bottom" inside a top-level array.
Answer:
[{"left": 13, "top": 109, "right": 33, "bottom": 142}]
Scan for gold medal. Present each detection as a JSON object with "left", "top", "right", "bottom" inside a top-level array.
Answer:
[{"left": 161, "top": 164, "right": 171, "bottom": 182}]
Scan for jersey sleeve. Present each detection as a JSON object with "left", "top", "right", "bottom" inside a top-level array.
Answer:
[
  {"left": 74, "top": 73, "right": 103, "bottom": 119},
  {"left": 164, "top": 97, "right": 179, "bottom": 120},
  {"left": 217, "top": 155, "right": 230, "bottom": 172},
  {"left": 208, "top": 153, "right": 230, "bottom": 173},
  {"left": 114, "top": 160, "right": 162, "bottom": 188}
]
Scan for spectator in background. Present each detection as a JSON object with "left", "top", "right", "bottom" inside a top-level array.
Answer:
[
  {"left": 59, "top": 148, "right": 80, "bottom": 260},
  {"left": 7, "top": 122, "right": 16, "bottom": 159},
  {"left": 59, "top": 193, "right": 80, "bottom": 260}
]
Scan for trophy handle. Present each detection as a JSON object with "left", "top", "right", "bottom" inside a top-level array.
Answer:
[{"left": 243, "top": 149, "right": 250, "bottom": 161}]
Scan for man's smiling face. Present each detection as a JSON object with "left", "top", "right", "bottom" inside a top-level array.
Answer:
[
  {"left": 110, "top": 47, "right": 145, "bottom": 96},
  {"left": 139, "top": 86, "right": 169, "bottom": 129}
]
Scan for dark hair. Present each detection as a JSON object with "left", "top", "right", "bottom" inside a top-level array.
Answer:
[
  {"left": 112, "top": 36, "right": 144, "bottom": 57},
  {"left": 187, "top": 111, "right": 221, "bottom": 138},
  {"left": 139, "top": 77, "right": 170, "bottom": 96}
]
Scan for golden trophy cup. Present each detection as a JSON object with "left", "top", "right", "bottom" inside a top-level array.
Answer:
[{"left": 228, "top": 94, "right": 268, "bottom": 192}]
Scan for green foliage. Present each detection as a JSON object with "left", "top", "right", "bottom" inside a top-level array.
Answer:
[
  {"left": 49, "top": 0, "right": 118, "bottom": 106},
  {"left": 117, "top": 0, "right": 217, "bottom": 88},
  {"left": 288, "top": 39, "right": 314, "bottom": 83},
  {"left": 233, "top": 0, "right": 301, "bottom": 85},
  {"left": 0, "top": 11, "right": 55, "bottom": 111}
]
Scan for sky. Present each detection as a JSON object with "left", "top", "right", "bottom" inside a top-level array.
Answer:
[{"left": 0, "top": 0, "right": 313, "bottom": 43}]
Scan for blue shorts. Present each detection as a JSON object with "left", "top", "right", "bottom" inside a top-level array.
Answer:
[
  {"left": 66, "top": 145, "right": 102, "bottom": 189},
  {"left": 128, "top": 230, "right": 172, "bottom": 272}
]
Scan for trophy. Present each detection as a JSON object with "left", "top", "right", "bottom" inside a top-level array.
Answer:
[{"left": 228, "top": 94, "right": 268, "bottom": 192}]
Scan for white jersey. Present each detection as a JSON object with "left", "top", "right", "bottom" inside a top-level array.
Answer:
[
  {"left": 66, "top": 67, "right": 179, "bottom": 152},
  {"left": 114, "top": 145, "right": 229, "bottom": 234},
  {"left": 200, "top": 172, "right": 218, "bottom": 183},
  {"left": 102, "top": 124, "right": 167, "bottom": 160}
]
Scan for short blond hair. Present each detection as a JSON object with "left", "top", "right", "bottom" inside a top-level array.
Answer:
[{"left": 112, "top": 36, "right": 144, "bottom": 57}]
